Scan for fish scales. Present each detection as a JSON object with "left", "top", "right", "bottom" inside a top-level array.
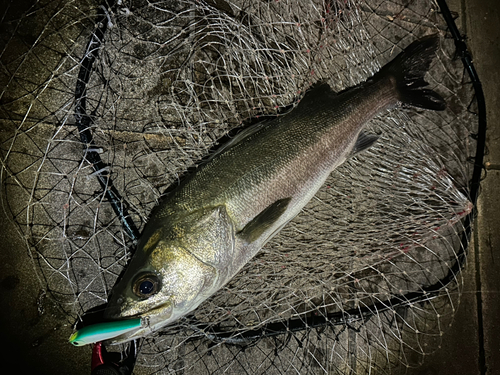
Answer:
[{"left": 157, "top": 78, "right": 396, "bottom": 230}]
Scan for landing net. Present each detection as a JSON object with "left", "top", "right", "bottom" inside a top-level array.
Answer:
[{"left": 0, "top": 0, "right": 480, "bottom": 373}]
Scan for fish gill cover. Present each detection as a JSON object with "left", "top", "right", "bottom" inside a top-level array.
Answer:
[{"left": 0, "top": 0, "right": 479, "bottom": 374}]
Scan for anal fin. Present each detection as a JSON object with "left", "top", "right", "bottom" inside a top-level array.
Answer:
[{"left": 349, "top": 132, "right": 379, "bottom": 156}]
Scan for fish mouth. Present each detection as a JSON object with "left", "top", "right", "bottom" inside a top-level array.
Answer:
[
  {"left": 102, "top": 303, "right": 174, "bottom": 345},
  {"left": 105, "top": 298, "right": 173, "bottom": 317},
  {"left": 102, "top": 326, "right": 144, "bottom": 345},
  {"left": 103, "top": 300, "right": 125, "bottom": 320},
  {"left": 144, "top": 301, "right": 174, "bottom": 321}
]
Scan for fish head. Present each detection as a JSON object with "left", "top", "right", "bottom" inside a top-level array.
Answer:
[
  {"left": 103, "top": 206, "right": 235, "bottom": 343},
  {"left": 103, "top": 233, "right": 219, "bottom": 342}
]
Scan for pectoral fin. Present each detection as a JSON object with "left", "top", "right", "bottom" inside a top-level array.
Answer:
[
  {"left": 238, "top": 197, "right": 292, "bottom": 243},
  {"left": 349, "top": 132, "right": 379, "bottom": 156}
]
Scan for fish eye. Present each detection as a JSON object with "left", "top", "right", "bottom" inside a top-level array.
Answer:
[{"left": 133, "top": 273, "right": 160, "bottom": 299}]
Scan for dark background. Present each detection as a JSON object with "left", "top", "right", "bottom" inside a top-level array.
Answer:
[{"left": 0, "top": 0, "right": 499, "bottom": 374}]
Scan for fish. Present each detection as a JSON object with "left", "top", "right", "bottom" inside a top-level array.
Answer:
[{"left": 102, "top": 35, "right": 445, "bottom": 344}]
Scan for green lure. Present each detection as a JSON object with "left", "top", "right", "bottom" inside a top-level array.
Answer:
[{"left": 69, "top": 318, "right": 142, "bottom": 346}]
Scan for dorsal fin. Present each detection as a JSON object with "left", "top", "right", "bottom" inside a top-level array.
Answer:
[
  {"left": 204, "top": 120, "right": 269, "bottom": 163},
  {"left": 295, "top": 82, "right": 336, "bottom": 111}
]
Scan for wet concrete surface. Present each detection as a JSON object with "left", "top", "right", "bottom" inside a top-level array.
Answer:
[
  {"left": 0, "top": 211, "right": 89, "bottom": 373},
  {"left": 1, "top": 0, "right": 499, "bottom": 374},
  {"left": 470, "top": 2, "right": 500, "bottom": 372}
]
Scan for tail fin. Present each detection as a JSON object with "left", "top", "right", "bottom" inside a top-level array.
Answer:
[{"left": 377, "top": 34, "right": 446, "bottom": 111}]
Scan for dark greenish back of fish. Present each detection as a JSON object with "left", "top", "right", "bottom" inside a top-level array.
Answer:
[{"left": 103, "top": 35, "right": 445, "bottom": 343}]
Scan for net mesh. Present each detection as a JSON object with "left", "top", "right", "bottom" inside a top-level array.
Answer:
[{"left": 0, "top": 0, "right": 478, "bottom": 373}]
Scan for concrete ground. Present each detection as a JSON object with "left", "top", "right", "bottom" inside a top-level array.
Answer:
[
  {"left": 405, "top": 0, "right": 500, "bottom": 374},
  {"left": 0, "top": 0, "right": 499, "bottom": 374}
]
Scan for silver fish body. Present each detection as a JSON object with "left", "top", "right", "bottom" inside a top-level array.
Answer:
[{"left": 103, "top": 35, "right": 445, "bottom": 343}]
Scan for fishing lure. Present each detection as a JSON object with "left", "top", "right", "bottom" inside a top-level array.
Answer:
[{"left": 69, "top": 318, "right": 143, "bottom": 346}]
